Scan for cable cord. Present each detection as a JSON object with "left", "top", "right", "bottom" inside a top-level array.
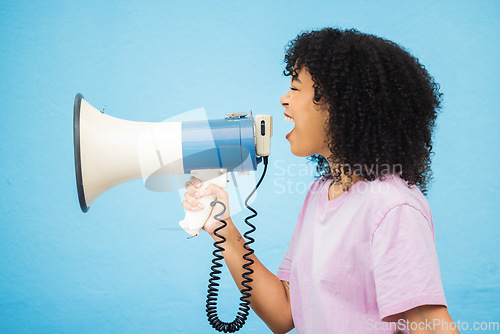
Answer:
[{"left": 206, "top": 157, "right": 269, "bottom": 333}]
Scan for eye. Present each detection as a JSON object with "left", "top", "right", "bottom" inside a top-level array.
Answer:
[{"left": 290, "top": 87, "right": 298, "bottom": 91}]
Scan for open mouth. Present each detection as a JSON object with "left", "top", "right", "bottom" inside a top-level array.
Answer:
[{"left": 285, "top": 115, "right": 295, "bottom": 138}]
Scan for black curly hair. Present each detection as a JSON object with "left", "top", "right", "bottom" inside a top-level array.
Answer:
[{"left": 283, "top": 28, "right": 442, "bottom": 195}]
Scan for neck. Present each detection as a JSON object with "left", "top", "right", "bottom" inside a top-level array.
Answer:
[{"left": 327, "top": 161, "right": 362, "bottom": 192}]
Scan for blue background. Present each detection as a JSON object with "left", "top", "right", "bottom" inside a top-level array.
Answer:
[{"left": 1, "top": 0, "right": 499, "bottom": 333}]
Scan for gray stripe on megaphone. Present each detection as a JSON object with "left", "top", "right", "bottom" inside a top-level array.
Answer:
[{"left": 144, "top": 146, "right": 253, "bottom": 192}]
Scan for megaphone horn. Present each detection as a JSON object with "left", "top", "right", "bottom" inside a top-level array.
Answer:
[{"left": 73, "top": 93, "right": 272, "bottom": 232}]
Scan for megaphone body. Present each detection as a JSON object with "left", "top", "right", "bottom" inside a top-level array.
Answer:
[{"left": 74, "top": 94, "right": 272, "bottom": 236}]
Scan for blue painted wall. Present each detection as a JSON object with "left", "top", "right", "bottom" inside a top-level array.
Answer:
[{"left": 1, "top": 1, "right": 498, "bottom": 333}]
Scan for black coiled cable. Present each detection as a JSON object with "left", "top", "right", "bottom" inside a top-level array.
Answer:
[{"left": 206, "top": 157, "right": 269, "bottom": 333}]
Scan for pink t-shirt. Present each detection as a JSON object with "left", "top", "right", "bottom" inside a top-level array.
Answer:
[{"left": 277, "top": 174, "right": 447, "bottom": 333}]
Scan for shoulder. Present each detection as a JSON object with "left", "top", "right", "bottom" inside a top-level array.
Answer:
[{"left": 354, "top": 174, "right": 433, "bottom": 228}]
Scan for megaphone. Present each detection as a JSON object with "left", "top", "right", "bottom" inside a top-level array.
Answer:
[{"left": 73, "top": 93, "right": 272, "bottom": 236}]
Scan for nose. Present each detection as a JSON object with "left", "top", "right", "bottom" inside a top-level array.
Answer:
[{"left": 280, "top": 90, "right": 290, "bottom": 107}]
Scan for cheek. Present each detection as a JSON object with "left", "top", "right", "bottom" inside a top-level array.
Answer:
[
  {"left": 303, "top": 116, "right": 327, "bottom": 135},
  {"left": 306, "top": 118, "right": 329, "bottom": 147}
]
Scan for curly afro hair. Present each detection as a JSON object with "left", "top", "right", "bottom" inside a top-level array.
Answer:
[{"left": 283, "top": 28, "right": 442, "bottom": 195}]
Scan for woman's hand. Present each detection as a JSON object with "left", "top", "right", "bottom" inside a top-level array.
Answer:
[{"left": 182, "top": 176, "right": 232, "bottom": 236}]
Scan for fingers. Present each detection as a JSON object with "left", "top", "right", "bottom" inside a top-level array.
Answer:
[
  {"left": 185, "top": 177, "right": 226, "bottom": 199},
  {"left": 182, "top": 177, "right": 228, "bottom": 212},
  {"left": 185, "top": 182, "right": 203, "bottom": 198},
  {"left": 183, "top": 177, "right": 207, "bottom": 212},
  {"left": 203, "top": 184, "right": 228, "bottom": 200},
  {"left": 189, "top": 176, "right": 202, "bottom": 188},
  {"left": 183, "top": 189, "right": 206, "bottom": 210},
  {"left": 182, "top": 199, "right": 205, "bottom": 212}
]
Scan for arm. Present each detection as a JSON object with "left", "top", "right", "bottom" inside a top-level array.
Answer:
[
  {"left": 182, "top": 178, "right": 294, "bottom": 334},
  {"left": 404, "top": 305, "right": 460, "bottom": 334},
  {"left": 213, "top": 217, "right": 294, "bottom": 334}
]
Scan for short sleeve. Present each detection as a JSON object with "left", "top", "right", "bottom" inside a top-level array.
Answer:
[{"left": 372, "top": 204, "right": 447, "bottom": 322}]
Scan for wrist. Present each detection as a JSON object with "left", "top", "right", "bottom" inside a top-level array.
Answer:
[{"left": 209, "top": 216, "right": 235, "bottom": 239}]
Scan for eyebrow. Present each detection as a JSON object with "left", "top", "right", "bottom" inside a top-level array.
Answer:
[{"left": 292, "top": 76, "right": 302, "bottom": 84}]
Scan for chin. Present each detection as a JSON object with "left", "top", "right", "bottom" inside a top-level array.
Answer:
[{"left": 289, "top": 146, "right": 312, "bottom": 158}]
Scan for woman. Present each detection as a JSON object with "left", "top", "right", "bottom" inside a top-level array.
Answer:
[{"left": 183, "top": 28, "right": 458, "bottom": 334}]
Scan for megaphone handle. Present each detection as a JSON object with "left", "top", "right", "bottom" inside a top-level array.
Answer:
[
  {"left": 179, "top": 186, "right": 215, "bottom": 237},
  {"left": 179, "top": 169, "right": 227, "bottom": 237}
]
